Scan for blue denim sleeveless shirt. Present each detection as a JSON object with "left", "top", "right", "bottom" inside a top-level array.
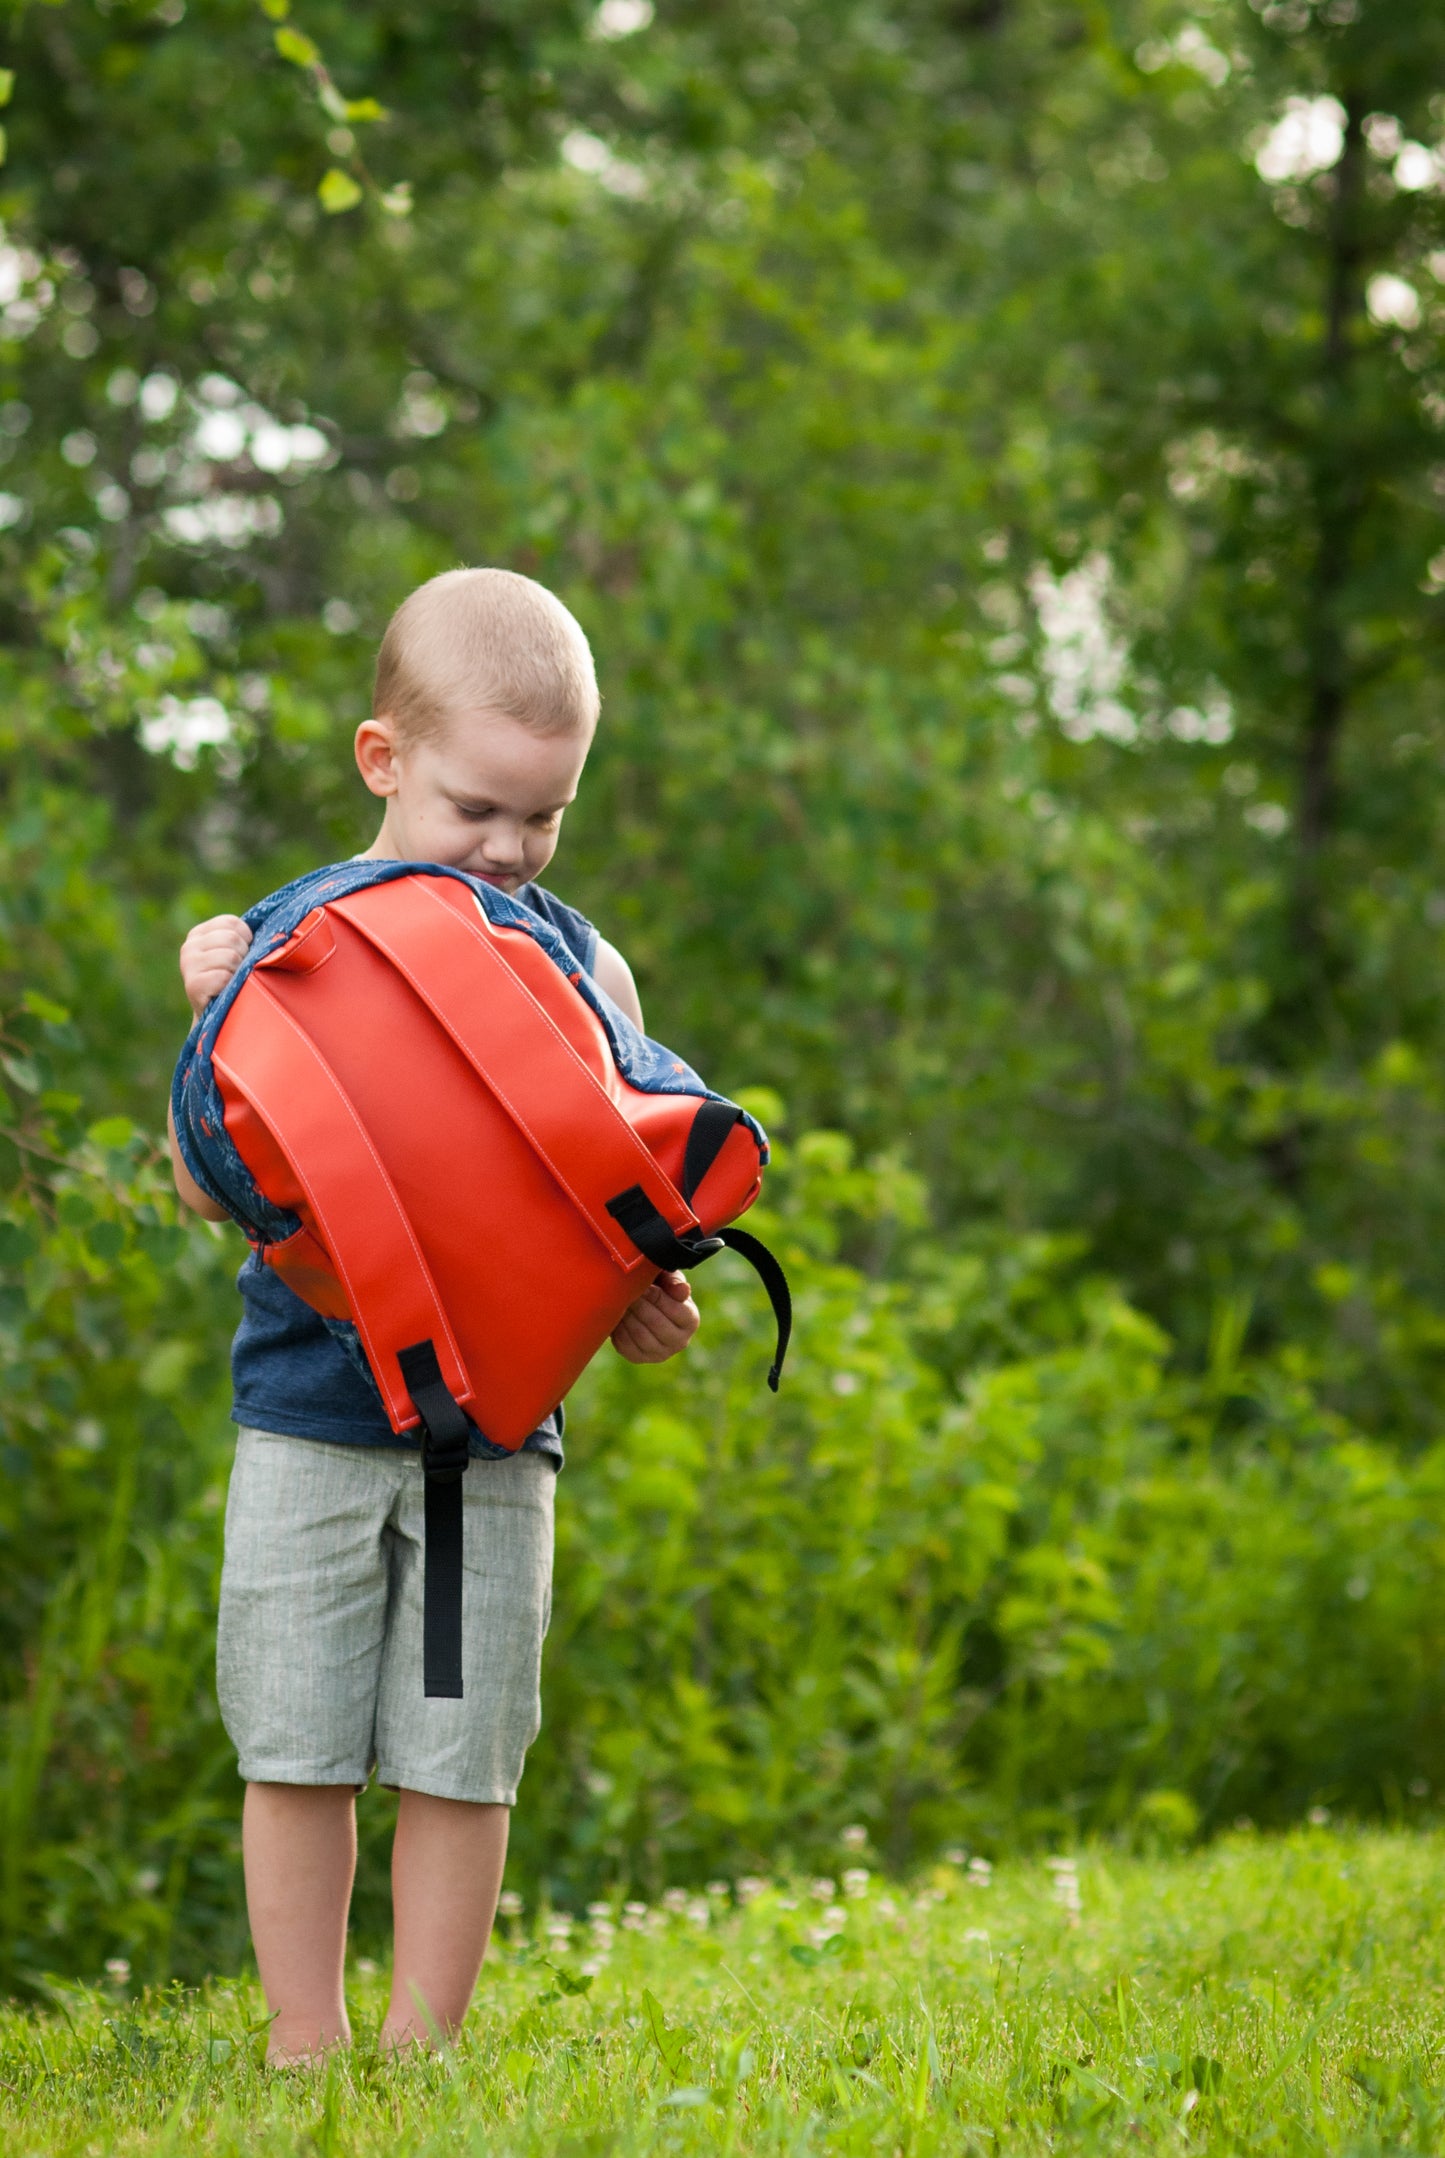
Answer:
[{"left": 228, "top": 875, "right": 600, "bottom": 1468}]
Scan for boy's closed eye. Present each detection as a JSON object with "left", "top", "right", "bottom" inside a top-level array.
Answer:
[{"left": 449, "top": 797, "right": 564, "bottom": 831}]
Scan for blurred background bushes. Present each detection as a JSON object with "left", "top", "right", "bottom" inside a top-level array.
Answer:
[{"left": 0, "top": 0, "right": 1443, "bottom": 1984}]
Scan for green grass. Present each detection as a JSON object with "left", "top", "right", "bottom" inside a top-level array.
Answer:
[{"left": 3, "top": 1826, "right": 1444, "bottom": 2155}]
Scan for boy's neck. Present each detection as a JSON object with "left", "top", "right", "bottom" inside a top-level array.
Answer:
[{"left": 358, "top": 812, "right": 404, "bottom": 864}]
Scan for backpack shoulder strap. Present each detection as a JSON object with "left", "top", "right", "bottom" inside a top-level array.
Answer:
[
  {"left": 326, "top": 877, "right": 702, "bottom": 1270},
  {"left": 214, "top": 976, "right": 475, "bottom": 1701},
  {"left": 212, "top": 976, "right": 470, "bottom": 1437}
]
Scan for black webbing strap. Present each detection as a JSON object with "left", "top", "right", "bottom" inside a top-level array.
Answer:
[
  {"left": 682, "top": 1099, "right": 745, "bottom": 1207},
  {"left": 714, "top": 1226, "right": 792, "bottom": 1392},
  {"left": 605, "top": 1184, "right": 724, "bottom": 1271},
  {"left": 604, "top": 1185, "right": 792, "bottom": 1391},
  {"left": 397, "top": 1339, "right": 471, "bottom": 1700}
]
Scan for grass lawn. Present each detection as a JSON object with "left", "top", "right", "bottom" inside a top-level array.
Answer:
[{"left": 3, "top": 1825, "right": 1443, "bottom": 2155}]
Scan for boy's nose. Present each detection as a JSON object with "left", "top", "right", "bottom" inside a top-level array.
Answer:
[{"left": 477, "top": 826, "right": 525, "bottom": 869}]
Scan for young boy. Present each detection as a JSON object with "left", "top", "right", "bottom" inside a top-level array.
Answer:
[{"left": 169, "top": 568, "right": 700, "bottom": 2062}]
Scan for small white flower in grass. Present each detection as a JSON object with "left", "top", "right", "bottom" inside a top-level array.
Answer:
[
  {"left": 621, "top": 1901, "right": 649, "bottom": 1931},
  {"left": 841, "top": 1825, "right": 868, "bottom": 1851},
  {"left": 706, "top": 1880, "right": 730, "bottom": 1900},
  {"left": 1308, "top": 1805, "right": 1331, "bottom": 1827},
  {"left": 776, "top": 1896, "right": 798, "bottom": 1911},
  {"left": 963, "top": 1929, "right": 989, "bottom": 1944},
  {"left": 967, "top": 1857, "right": 993, "bottom": 1887},
  {"left": 662, "top": 1887, "right": 689, "bottom": 1914},
  {"left": 646, "top": 1909, "right": 669, "bottom": 1936},
  {"left": 809, "top": 1877, "right": 836, "bottom": 1902},
  {"left": 1052, "top": 1882, "right": 1082, "bottom": 1921},
  {"left": 497, "top": 1890, "right": 524, "bottom": 1918},
  {"left": 735, "top": 1876, "right": 768, "bottom": 1904},
  {"left": 943, "top": 1847, "right": 968, "bottom": 1866},
  {"left": 685, "top": 1899, "right": 711, "bottom": 1926},
  {"left": 587, "top": 1901, "right": 612, "bottom": 1921},
  {"left": 1046, "top": 1857, "right": 1082, "bottom": 1922},
  {"left": 579, "top": 1958, "right": 605, "bottom": 1978},
  {"left": 841, "top": 1868, "right": 870, "bottom": 1899},
  {"left": 356, "top": 1957, "right": 379, "bottom": 1977},
  {"left": 134, "top": 1869, "right": 162, "bottom": 1896},
  {"left": 876, "top": 1896, "right": 898, "bottom": 1919},
  {"left": 105, "top": 1958, "right": 131, "bottom": 1983}
]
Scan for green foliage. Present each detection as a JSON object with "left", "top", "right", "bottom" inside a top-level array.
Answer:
[
  {"left": 3, "top": 1829, "right": 1445, "bottom": 2154},
  {"left": 0, "top": 0, "right": 1443, "bottom": 1987},
  {"left": 521, "top": 1129, "right": 1445, "bottom": 1901}
]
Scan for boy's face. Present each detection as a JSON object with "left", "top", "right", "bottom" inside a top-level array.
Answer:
[{"left": 356, "top": 708, "right": 592, "bottom": 894}]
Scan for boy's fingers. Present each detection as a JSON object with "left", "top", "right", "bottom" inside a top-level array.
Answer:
[
  {"left": 626, "top": 1288, "right": 699, "bottom": 1353},
  {"left": 181, "top": 917, "right": 252, "bottom": 958},
  {"left": 612, "top": 1292, "right": 695, "bottom": 1360}
]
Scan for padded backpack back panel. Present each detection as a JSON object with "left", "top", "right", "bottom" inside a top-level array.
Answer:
[{"left": 213, "top": 874, "right": 763, "bottom": 1449}]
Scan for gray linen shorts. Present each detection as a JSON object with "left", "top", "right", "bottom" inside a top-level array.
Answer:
[{"left": 217, "top": 1427, "right": 555, "bottom": 1803}]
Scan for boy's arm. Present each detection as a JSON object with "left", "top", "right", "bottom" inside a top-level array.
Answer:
[
  {"left": 171, "top": 911, "right": 252, "bottom": 1221},
  {"left": 591, "top": 937, "right": 643, "bottom": 1029},
  {"left": 167, "top": 1100, "right": 230, "bottom": 1221}
]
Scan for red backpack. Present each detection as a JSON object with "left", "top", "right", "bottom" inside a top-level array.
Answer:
[{"left": 173, "top": 862, "right": 789, "bottom": 1698}]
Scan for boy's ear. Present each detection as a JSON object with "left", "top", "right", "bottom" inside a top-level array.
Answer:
[{"left": 355, "top": 716, "right": 402, "bottom": 798}]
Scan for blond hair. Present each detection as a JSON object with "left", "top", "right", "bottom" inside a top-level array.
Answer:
[{"left": 373, "top": 567, "right": 600, "bottom": 741}]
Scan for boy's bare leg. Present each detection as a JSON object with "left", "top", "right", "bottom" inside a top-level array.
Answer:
[
  {"left": 243, "top": 1782, "right": 357, "bottom": 2062},
  {"left": 382, "top": 1791, "right": 510, "bottom": 2049}
]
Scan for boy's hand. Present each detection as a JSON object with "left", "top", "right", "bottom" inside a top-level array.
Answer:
[
  {"left": 610, "top": 1269, "right": 700, "bottom": 1364},
  {"left": 180, "top": 914, "right": 252, "bottom": 1016}
]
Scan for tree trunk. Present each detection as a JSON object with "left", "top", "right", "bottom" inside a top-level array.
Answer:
[{"left": 1292, "top": 92, "right": 1366, "bottom": 972}]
